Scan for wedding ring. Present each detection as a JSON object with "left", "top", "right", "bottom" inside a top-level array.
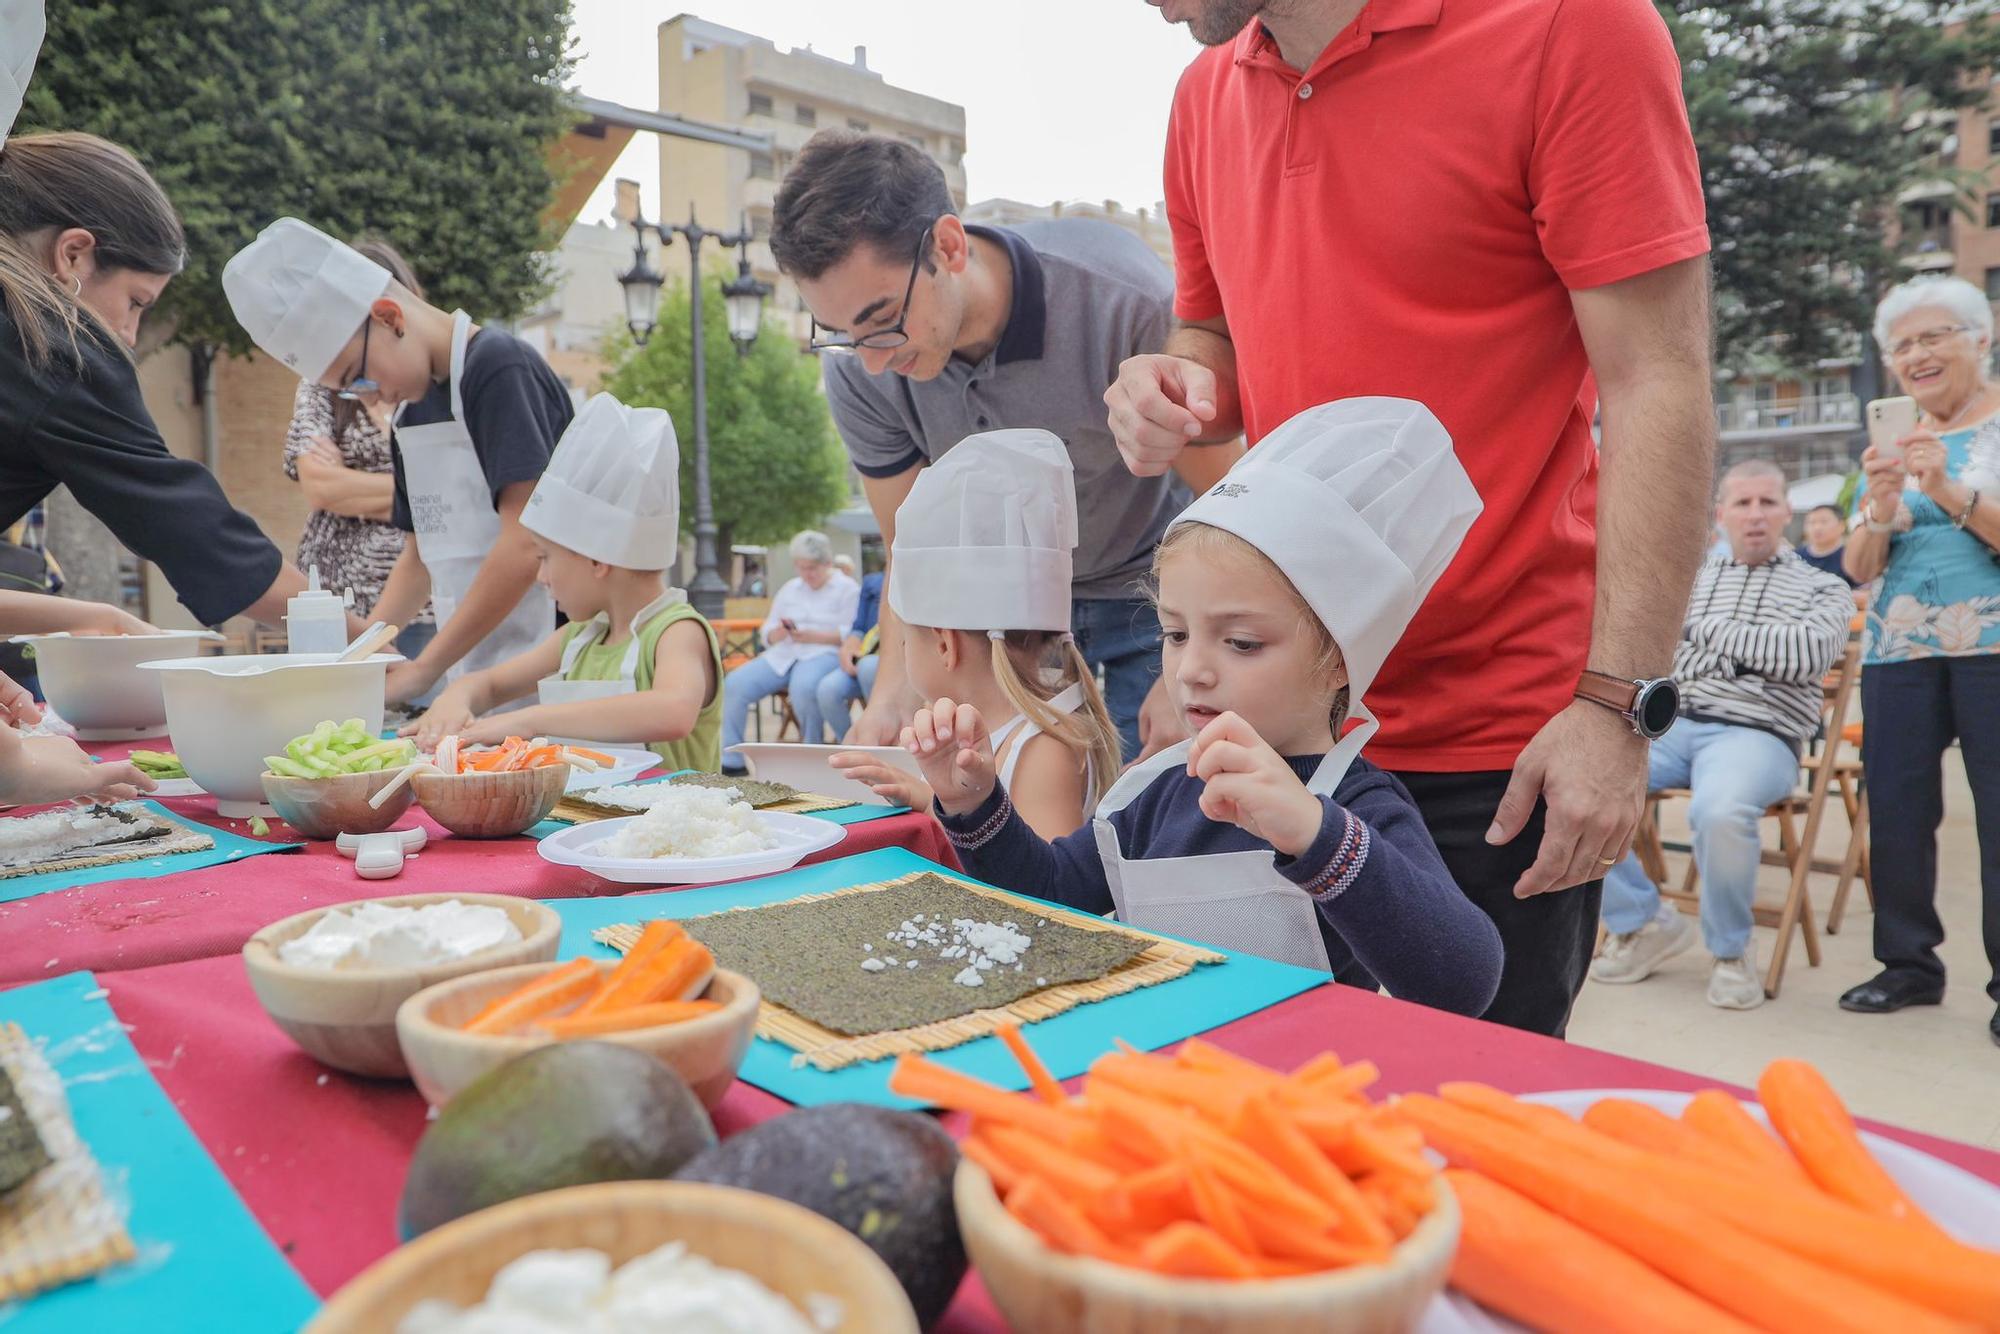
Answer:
[{"left": 1597, "top": 856, "right": 1619, "bottom": 866}]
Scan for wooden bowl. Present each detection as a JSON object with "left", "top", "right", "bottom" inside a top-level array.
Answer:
[
  {"left": 396, "top": 960, "right": 759, "bottom": 1109},
  {"left": 955, "top": 1161, "right": 1459, "bottom": 1334},
  {"left": 414, "top": 766, "right": 567, "bottom": 839},
  {"left": 260, "top": 768, "right": 416, "bottom": 840},
  {"left": 243, "top": 894, "right": 561, "bottom": 1078},
  {"left": 305, "top": 1179, "right": 918, "bottom": 1334}
]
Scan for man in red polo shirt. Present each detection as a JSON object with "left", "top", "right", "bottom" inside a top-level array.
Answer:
[{"left": 1108, "top": 0, "right": 1715, "bottom": 1035}]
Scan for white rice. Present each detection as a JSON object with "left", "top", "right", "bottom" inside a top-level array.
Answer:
[{"left": 604, "top": 786, "right": 779, "bottom": 860}]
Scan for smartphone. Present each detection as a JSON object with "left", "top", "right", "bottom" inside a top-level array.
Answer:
[
  {"left": 1867, "top": 396, "right": 1919, "bottom": 462},
  {"left": 781, "top": 618, "right": 798, "bottom": 632}
]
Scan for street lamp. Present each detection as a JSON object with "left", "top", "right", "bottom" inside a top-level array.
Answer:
[{"left": 616, "top": 207, "right": 771, "bottom": 619}]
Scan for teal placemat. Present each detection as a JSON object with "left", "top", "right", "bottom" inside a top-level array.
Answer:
[
  {"left": 546, "top": 848, "right": 1328, "bottom": 1109},
  {"left": 0, "top": 802, "right": 300, "bottom": 906},
  {"left": 0, "top": 972, "right": 318, "bottom": 1330}
]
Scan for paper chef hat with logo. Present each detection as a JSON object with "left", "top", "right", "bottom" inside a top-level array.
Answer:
[
  {"left": 1170, "top": 398, "right": 1481, "bottom": 708},
  {"left": 521, "top": 393, "right": 681, "bottom": 570},
  {"left": 2, "top": 1, "right": 44, "bottom": 143},
  {"left": 223, "top": 218, "right": 391, "bottom": 383},
  {"left": 889, "top": 429, "right": 1077, "bottom": 632}
]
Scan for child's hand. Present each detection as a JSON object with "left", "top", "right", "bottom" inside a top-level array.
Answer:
[
  {"left": 404, "top": 684, "right": 476, "bottom": 752},
  {"left": 902, "top": 697, "right": 997, "bottom": 816},
  {"left": 6, "top": 737, "right": 156, "bottom": 807},
  {"left": 455, "top": 714, "right": 520, "bottom": 747},
  {"left": 1187, "top": 712, "right": 1324, "bottom": 857},
  {"left": 0, "top": 672, "right": 41, "bottom": 728},
  {"left": 828, "top": 751, "right": 934, "bottom": 811}
]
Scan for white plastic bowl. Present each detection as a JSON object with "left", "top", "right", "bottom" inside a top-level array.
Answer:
[
  {"left": 10, "top": 631, "right": 218, "bottom": 739},
  {"left": 137, "top": 654, "right": 397, "bottom": 816}
]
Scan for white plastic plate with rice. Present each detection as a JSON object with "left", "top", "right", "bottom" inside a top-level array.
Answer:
[{"left": 536, "top": 811, "right": 844, "bottom": 885}]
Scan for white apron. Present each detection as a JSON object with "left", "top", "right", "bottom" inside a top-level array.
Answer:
[
  {"left": 989, "top": 682, "right": 1088, "bottom": 791},
  {"left": 1090, "top": 703, "right": 1379, "bottom": 974},
  {"left": 394, "top": 310, "right": 555, "bottom": 687},
  {"left": 536, "top": 588, "right": 684, "bottom": 708}
]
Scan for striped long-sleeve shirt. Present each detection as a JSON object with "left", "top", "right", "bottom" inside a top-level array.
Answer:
[{"left": 1674, "top": 548, "right": 1853, "bottom": 746}]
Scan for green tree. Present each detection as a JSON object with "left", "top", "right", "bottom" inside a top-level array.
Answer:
[
  {"left": 17, "top": 0, "right": 575, "bottom": 355},
  {"left": 603, "top": 275, "right": 851, "bottom": 560},
  {"left": 1665, "top": 2, "right": 2000, "bottom": 371}
]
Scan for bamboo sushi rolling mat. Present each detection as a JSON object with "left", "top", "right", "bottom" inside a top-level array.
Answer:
[{"left": 595, "top": 869, "right": 1225, "bottom": 1071}]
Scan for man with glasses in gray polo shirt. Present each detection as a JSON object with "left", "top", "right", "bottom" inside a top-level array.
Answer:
[{"left": 771, "top": 130, "right": 1241, "bottom": 759}]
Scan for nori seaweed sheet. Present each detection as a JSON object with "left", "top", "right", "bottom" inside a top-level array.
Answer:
[
  {"left": 0, "top": 1065, "right": 49, "bottom": 1195},
  {"left": 679, "top": 873, "right": 1149, "bottom": 1035},
  {"left": 0, "top": 805, "right": 172, "bottom": 872},
  {"left": 665, "top": 772, "right": 802, "bottom": 808}
]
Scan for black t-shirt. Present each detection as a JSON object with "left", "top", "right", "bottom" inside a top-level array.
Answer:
[
  {"left": 0, "top": 307, "right": 283, "bottom": 625},
  {"left": 389, "top": 327, "right": 572, "bottom": 532},
  {"left": 1795, "top": 543, "right": 1857, "bottom": 587}
]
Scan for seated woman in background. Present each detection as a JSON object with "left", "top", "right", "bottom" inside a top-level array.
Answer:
[
  {"left": 719, "top": 530, "right": 858, "bottom": 772},
  {"left": 281, "top": 236, "right": 433, "bottom": 660}
]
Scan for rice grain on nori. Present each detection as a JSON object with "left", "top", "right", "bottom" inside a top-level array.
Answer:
[
  {"left": 0, "top": 1065, "right": 49, "bottom": 1195},
  {"left": 666, "top": 772, "right": 802, "bottom": 808},
  {"left": 0, "top": 805, "right": 169, "bottom": 871},
  {"left": 679, "top": 874, "right": 1148, "bottom": 1035}
]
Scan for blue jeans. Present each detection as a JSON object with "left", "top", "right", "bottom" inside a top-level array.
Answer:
[
  {"left": 786, "top": 653, "right": 846, "bottom": 745},
  {"left": 1069, "top": 596, "right": 1162, "bottom": 765},
  {"left": 813, "top": 654, "right": 880, "bottom": 741},
  {"left": 1601, "top": 719, "right": 1800, "bottom": 959},
  {"left": 720, "top": 654, "right": 792, "bottom": 770}
]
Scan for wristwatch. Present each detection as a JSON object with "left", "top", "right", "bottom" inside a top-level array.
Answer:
[{"left": 1575, "top": 671, "right": 1679, "bottom": 740}]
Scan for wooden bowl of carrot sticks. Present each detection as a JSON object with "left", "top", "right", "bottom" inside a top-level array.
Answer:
[
  {"left": 395, "top": 923, "right": 758, "bottom": 1109},
  {"left": 889, "top": 1032, "right": 1460, "bottom": 1333},
  {"left": 243, "top": 893, "right": 561, "bottom": 1079}
]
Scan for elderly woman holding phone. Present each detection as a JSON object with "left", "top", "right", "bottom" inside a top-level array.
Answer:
[{"left": 1840, "top": 275, "right": 2000, "bottom": 1041}]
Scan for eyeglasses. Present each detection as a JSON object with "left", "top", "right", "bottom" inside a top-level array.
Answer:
[
  {"left": 1886, "top": 325, "right": 1970, "bottom": 361},
  {"left": 336, "top": 321, "right": 380, "bottom": 401},
  {"left": 808, "top": 225, "right": 933, "bottom": 352}
]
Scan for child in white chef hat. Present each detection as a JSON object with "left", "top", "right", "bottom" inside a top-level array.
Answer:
[
  {"left": 405, "top": 393, "right": 723, "bottom": 772},
  {"left": 832, "top": 429, "right": 1120, "bottom": 840},
  {"left": 912, "top": 399, "right": 1505, "bottom": 1017}
]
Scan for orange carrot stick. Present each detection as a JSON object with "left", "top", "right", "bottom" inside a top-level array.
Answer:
[
  {"left": 1446, "top": 1169, "right": 1760, "bottom": 1334},
  {"left": 1006, "top": 1175, "right": 1129, "bottom": 1264},
  {"left": 462, "top": 958, "right": 598, "bottom": 1035},
  {"left": 574, "top": 925, "right": 684, "bottom": 1016},
  {"left": 1760, "top": 1060, "right": 1948, "bottom": 1235},
  {"left": 1682, "top": 1089, "right": 1813, "bottom": 1185},
  {"left": 979, "top": 1123, "right": 1120, "bottom": 1198},
  {"left": 961, "top": 1134, "right": 1023, "bottom": 1196},
  {"left": 1233, "top": 1091, "right": 1394, "bottom": 1248},
  {"left": 1138, "top": 1221, "right": 1259, "bottom": 1279},
  {"left": 995, "top": 1022, "right": 1068, "bottom": 1106},
  {"left": 887, "top": 1054, "right": 1081, "bottom": 1140},
  {"left": 1184, "top": 1153, "right": 1259, "bottom": 1254},
  {"left": 1089, "top": 1050, "right": 1250, "bottom": 1122},
  {"left": 1582, "top": 1097, "right": 1773, "bottom": 1175},
  {"left": 1401, "top": 1093, "right": 1979, "bottom": 1334},
  {"left": 537, "top": 1000, "right": 719, "bottom": 1037}
]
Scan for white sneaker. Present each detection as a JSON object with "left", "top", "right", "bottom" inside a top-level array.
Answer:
[
  {"left": 1590, "top": 907, "right": 1694, "bottom": 984},
  {"left": 1708, "top": 949, "right": 1766, "bottom": 1010}
]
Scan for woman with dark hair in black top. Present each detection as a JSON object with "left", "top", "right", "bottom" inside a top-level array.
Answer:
[{"left": 0, "top": 130, "right": 346, "bottom": 630}]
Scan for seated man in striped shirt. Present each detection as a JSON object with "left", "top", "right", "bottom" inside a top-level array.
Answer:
[{"left": 1592, "top": 461, "right": 1854, "bottom": 1009}]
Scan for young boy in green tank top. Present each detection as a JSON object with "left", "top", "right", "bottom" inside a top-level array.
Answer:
[{"left": 404, "top": 394, "right": 721, "bottom": 770}]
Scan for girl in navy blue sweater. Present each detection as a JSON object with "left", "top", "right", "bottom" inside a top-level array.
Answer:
[{"left": 912, "top": 400, "right": 1505, "bottom": 1017}]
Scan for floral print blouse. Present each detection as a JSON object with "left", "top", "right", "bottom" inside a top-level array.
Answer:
[{"left": 1858, "top": 417, "right": 2000, "bottom": 665}]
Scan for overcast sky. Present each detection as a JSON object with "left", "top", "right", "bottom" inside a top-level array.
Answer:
[{"left": 568, "top": 1, "right": 1205, "bottom": 227}]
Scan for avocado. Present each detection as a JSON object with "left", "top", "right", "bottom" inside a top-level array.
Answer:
[
  {"left": 675, "top": 1103, "right": 964, "bottom": 1328},
  {"left": 399, "top": 1041, "right": 715, "bottom": 1237}
]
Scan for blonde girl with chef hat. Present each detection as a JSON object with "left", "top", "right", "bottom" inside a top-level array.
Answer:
[
  {"left": 911, "top": 399, "right": 1504, "bottom": 1016},
  {"left": 404, "top": 394, "right": 723, "bottom": 771},
  {"left": 223, "top": 218, "right": 572, "bottom": 707},
  {"left": 832, "top": 429, "right": 1120, "bottom": 840}
]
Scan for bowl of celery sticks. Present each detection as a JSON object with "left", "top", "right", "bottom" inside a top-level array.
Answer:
[{"left": 260, "top": 719, "right": 420, "bottom": 839}]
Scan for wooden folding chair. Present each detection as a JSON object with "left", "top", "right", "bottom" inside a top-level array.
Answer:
[{"left": 1630, "top": 637, "right": 1863, "bottom": 998}]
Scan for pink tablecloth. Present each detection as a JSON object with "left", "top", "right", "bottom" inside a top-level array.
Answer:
[
  {"left": 0, "top": 790, "right": 956, "bottom": 985},
  {"left": 101, "top": 953, "right": 2000, "bottom": 1331}
]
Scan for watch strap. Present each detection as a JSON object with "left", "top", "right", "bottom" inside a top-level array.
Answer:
[{"left": 1575, "top": 670, "right": 1640, "bottom": 719}]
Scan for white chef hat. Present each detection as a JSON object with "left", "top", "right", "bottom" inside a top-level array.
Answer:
[
  {"left": 1, "top": 1, "right": 44, "bottom": 144},
  {"left": 222, "top": 218, "right": 392, "bottom": 383},
  {"left": 889, "top": 429, "right": 1077, "bottom": 633},
  {"left": 521, "top": 393, "right": 680, "bottom": 570},
  {"left": 1169, "top": 398, "right": 1481, "bottom": 707}
]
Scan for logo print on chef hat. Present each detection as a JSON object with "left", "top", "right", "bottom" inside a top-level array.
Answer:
[{"left": 1208, "top": 482, "right": 1250, "bottom": 499}]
